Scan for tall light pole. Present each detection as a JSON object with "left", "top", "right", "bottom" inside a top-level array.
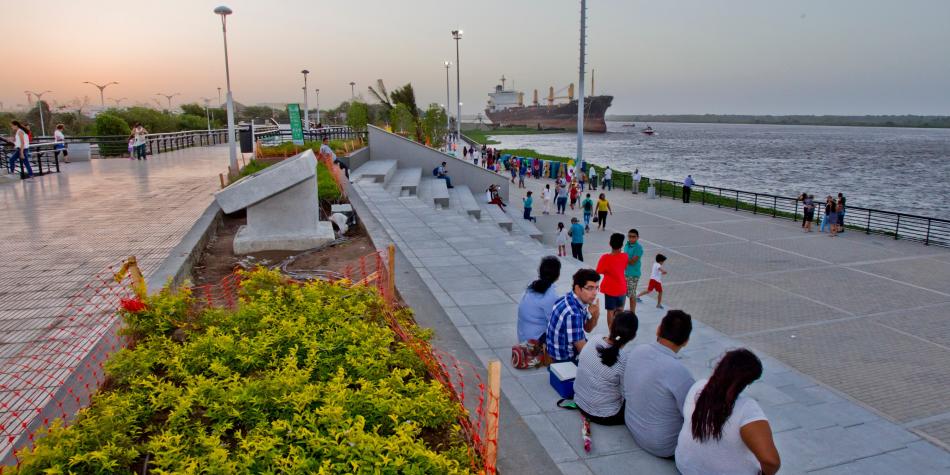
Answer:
[
  {"left": 576, "top": 0, "right": 587, "bottom": 170},
  {"left": 217, "top": 87, "right": 222, "bottom": 107},
  {"left": 110, "top": 97, "right": 128, "bottom": 107},
  {"left": 444, "top": 61, "right": 452, "bottom": 135},
  {"left": 83, "top": 81, "right": 118, "bottom": 107},
  {"left": 155, "top": 92, "right": 180, "bottom": 110},
  {"left": 200, "top": 97, "right": 214, "bottom": 134},
  {"left": 452, "top": 29, "right": 463, "bottom": 138},
  {"left": 301, "top": 69, "right": 310, "bottom": 131},
  {"left": 315, "top": 89, "right": 320, "bottom": 125},
  {"left": 25, "top": 90, "right": 52, "bottom": 135},
  {"left": 214, "top": 5, "right": 238, "bottom": 174},
  {"left": 349, "top": 82, "right": 355, "bottom": 100}
]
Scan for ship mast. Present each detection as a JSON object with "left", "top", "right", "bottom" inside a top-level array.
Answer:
[
  {"left": 576, "top": 0, "right": 587, "bottom": 168},
  {"left": 500, "top": 75, "right": 506, "bottom": 90}
]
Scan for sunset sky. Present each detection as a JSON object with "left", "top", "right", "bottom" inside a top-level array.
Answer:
[{"left": 4, "top": 0, "right": 950, "bottom": 115}]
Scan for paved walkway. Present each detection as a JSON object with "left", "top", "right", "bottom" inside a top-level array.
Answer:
[
  {"left": 352, "top": 155, "right": 950, "bottom": 474},
  {"left": 0, "top": 147, "right": 231, "bottom": 459}
]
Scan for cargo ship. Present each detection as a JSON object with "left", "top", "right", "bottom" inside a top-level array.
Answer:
[{"left": 484, "top": 76, "right": 613, "bottom": 133}]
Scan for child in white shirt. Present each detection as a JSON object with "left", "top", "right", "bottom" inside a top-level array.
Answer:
[{"left": 637, "top": 254, "right": 668, "bottom": 309}]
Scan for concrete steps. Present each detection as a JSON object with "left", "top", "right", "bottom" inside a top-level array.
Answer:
[
  {"left": 386, "top": 167, "right": 422, "bottom": 196},
  {"left": 510, "top": 213, "right": 544, "bottom": 241},
  {"left": 478, "top": 201, "right": 513, "bottom": 232},
  {"left": 418, "top": 177, "right": 450, "bottom": 209},
  {"left": 448, "top": 185, "right": 482, "bottom": 220},
  {"left": 352, "top": 159, "right": 397, "bottom": 184}
]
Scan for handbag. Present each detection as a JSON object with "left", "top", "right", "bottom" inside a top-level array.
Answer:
[
  {"left": 511, "top": 339, "right": 550, "bottom": 369},
  {"left": 592, "top": 215, "right": 599, "bottom": 223}
]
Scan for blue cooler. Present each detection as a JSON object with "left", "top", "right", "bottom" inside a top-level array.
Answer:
[{"left": 549, "top": 362, "right": 577, "bottom": 399}]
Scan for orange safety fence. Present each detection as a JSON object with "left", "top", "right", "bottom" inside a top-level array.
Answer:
[{"left": 1, "top": 247, "right": 500, "bottom": 474}]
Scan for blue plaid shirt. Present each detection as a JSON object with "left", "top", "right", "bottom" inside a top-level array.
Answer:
[{"left": 546, "top": 291, "right": 590, "bottom": 362}]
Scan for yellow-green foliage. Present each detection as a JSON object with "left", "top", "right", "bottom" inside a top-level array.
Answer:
[{"left": 12, "top": 269, "right": 472, "bottom": 474}]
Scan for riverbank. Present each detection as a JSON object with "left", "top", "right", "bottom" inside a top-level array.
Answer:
[
  {"left": 462, "top": 126, "right": 565, "bottom": 145},
  {"left": 607, "top": 114, "right": 950, "bottom": 129}
]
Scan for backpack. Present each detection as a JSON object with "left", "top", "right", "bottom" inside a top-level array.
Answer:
[{"left": 432, "top": 167, "right": 439, "bottom": 177}]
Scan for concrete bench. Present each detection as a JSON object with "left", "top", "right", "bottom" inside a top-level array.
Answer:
[
  {"left": 419, "top": 177, "right": 450, "bottom": 208},
  {"left": 387, "top": 167, "right": 422, "bottom": 196},
  {"left": 351, "top": 159, "right": 397, "bottom": 184},
  {"left": 479, "top": 201, "right": 513, "bottom": 232},
  {"left": 449, "top": 185, "right": 482, "bottom": 220}
]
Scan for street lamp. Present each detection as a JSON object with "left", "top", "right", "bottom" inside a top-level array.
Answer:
[
  {"left": 443, "top": 61, "right": 452, "bottom": 135},
  {"left": 200, "top": 97, "right": 214, "bottom": 134},
  {"left": 315, "top": 88, "right": 320, "bottom": 125},
  {"left": 83, "top": 81, "right": 118, "bottom": 107},
  {"left": 110, "top": 97, "right": 128, "bottom": 107},
  {"left": 301, "top": 69, "right": 310, "bottom": 131},
  {"left": 349, "top": 81, "right": 355, "bottom": 99},
  {"left": 451, "top": 29, "right": 463, "bottom": 138},
  {"left": 217, "top": 87, "right": 222, "bottom": 107},
  {"left": 214, "top": 5, "right": 238, "bottom": 174},
  {"left": 25, "top": 90, "right": 52, "bottom": 135},
  {"left": 155, "top": 92, "right": 181, "bottom": 110}
]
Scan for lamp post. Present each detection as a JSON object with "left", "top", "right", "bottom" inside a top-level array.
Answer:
[
  {"left": 451, "top": 29, "right": 463, "bottom": 139},
  {"left": 25, "top": 90, "right": 52, "bottom": 135},
  {"left": 576, "top": 0, "right": 587, "bottom": 170},
  {"left": 110, "top": 97, "right": 128, "bottom": 107},
  {"left": 83, "top": 81, "right": 118, "bottom": 107},
  {"left": 214, "top": 5, "right": 238, "bottom": 174},
  {"left": 315, "top": 88, "right": 320, "bottom": 125},
  {"left": 200, "top": 97, "right": 214, "bottom": 135},
  {"left": 349, "top": 82, "right": 356, "bottom": 100},
  {"left": 301, "top": 70, "right": 310, "bottom": 132},
  {"left": 217, "top": 87, "right": 222, "bottom": 107},
  {"left": 443, "top": 61, "right": 452, "bottom": 136},
  {"left": 155, "top": 92, "right": 180, "bottom": 110}
]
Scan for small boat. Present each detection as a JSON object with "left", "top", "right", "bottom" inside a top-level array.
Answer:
[
  {"left": 622, "top": 123, "right": 637, "bottom": 127},
  {"left": 642, "top": 126, "right": 655, "bottom": 135}
]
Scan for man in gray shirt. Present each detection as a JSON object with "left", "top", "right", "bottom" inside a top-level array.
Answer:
[{"left": 623, "top": 310, "right": 694, "bottom": 458}]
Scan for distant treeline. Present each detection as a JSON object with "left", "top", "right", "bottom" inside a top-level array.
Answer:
[{"left": 606, "top": 114, "right": 950, "bottom": 129}]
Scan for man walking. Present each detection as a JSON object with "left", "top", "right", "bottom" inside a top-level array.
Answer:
[
  {"left": 568, "top": 217, "right": 585, "bottom": 262},
  {"left": 633, "top": 169, "right": 642, "bottom": 194},
  {"left": 604, "top": 166, "right": 613, "bottom": 191},
  {"left": 682, "top": 174, "right": 694, "bottom": 203}
]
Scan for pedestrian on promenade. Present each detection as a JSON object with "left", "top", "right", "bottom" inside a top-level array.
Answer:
[
  {"left": 683, "top": 175, "right": 695, "bottom": 203},
  {"left": 596, "top": 193, "right": 612, "bottom": 231},
  {"left": 7, "top": 121, "right": 33, "bottom": 178},
  {"left": 633, "top": 169, "right": 642, "bottom": 194},
  {"left": 820, "top": 196, "right": 837, "bottom": 236},
  {"left": 802, "top": 194, "right": 815, "bottom": 232},
  {"left": 523, "top": 191, "right": 537, "bottom": 222},
  {"left": 596, "top": 233, "right": 630, "bottom": 329},
  {"left": 569, "top": 217, "right": 585, "bottom": 261},
  {"left": 533, "top": 158, "right": 541, "bottom": 178},
  {"left": 624, "top": 229, "right": 644, "bottom": 312},
  {"left": 556, "top": 179, "right": 569, "bottom": 214},
  {"left": 510, "top": 157, "right": 518, "bottom": 184},
  {"left": 569, "top": 181, "right": 580, "bottom": 210},
  {"left": 574, "top": 310, "right": 638, "bottom": 426},
  {"left": 624, "top": 310, "right": 694, "bottom": 458},
  {"left": 463, "top": 146, "right": 468, "bottom": 159},
  {"left": 603, "top": 166, "right": 613, "bottom": 191},
  {"left": 131, "top": 122, "right": 148, "bottom": 160},
  {"left": 836, "top": 193, "right": 846, "bottom": 233},
  {"left": 637, "top": 254, "right": 668, "bottom": 309},
  {"left": 436, "top": 161, "right": 454, "bottom": 188},
  {"left": 517, "top": 256, "right": 561, "bottom": 344},
  {"left": 518, "top": 159, "right": 527, "bottom": 188},
  {"left": 578, "top": 168, "right": 587, "bottom": 192},
  {"left": 798, "top": 193, "right": 808, "bottom": 229},
  {"left": 675, "top": 349, "right": 780, "bottom": 475},
  {"left": 53, "top": 124, "right": 69, "bottom": 163},
  {"left": 589, "top": 166, "right": 598, "bottom": 190},
  {"left": 543, "top": 184, "right": 553, "bottom": 214},
  {"left": 581, "top": 193, "right": 594, "bottom": 231},
  {"left": 546, "top": 268, "right": 601, "bottom": 363},
  {"left": 556, "top": 222, "right": 568, "bottom": 257}
]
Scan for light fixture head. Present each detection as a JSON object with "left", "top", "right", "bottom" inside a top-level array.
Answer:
[
  {"left": 214, "top": 5, "right": 232, "bottom": 15},
  {"left": 302, "top": 69, "right": 309, "bottom": 75}
]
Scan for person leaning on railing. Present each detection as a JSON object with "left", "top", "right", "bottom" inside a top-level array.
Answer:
[{"left": 319, "top": 137, "right": 349, "bottom": 179}]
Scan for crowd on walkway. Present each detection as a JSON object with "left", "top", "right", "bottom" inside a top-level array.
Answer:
[{"left": 799, "top": 192, "right": 847, "bottom": 237}]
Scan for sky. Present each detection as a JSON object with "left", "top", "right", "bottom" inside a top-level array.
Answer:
[{"left": 3, "top": 0, "right": 950, "bottom": 116}]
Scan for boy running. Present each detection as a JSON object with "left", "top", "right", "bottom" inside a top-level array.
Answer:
[{"left": 637, "top": 254, "right": 668, "bottom": 309}]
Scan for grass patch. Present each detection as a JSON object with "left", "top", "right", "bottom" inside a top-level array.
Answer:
[{"left": 464, "top": 126, "right": 565, "bottom": 145}]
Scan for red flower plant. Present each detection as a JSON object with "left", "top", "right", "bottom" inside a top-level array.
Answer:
[{"left": 120, "top": 297, "right": 147, "bottom": 313}]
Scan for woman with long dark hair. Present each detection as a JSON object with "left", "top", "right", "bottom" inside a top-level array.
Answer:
[
  {"left": 7, "top": 121, "right": 33, "bottom": 178},
  {"left": 573, "top": 310, "right": 638, "bottom": 425},
  {"left": 675, "top": 348, "right": 780, "bottom": 475},
  {"left": 516, "top": 256, "right": 562, "bottom": 344}
]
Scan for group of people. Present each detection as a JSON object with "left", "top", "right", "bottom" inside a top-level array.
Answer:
[
  {"left": 516, "top": 244, "right": 780, "bottom": 474},
  {"left": 5, "top": 121, "right": 73, "bottom": 179},
  {"left": 799, "top": 192, "right": 846, "bottom": 236}
]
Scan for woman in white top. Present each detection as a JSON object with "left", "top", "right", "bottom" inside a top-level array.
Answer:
[
  {"left": 53, "top": 124, "right": 69, "bottom": 163},
  {"left": 675, "top": 348, "right": 781, "bottom": 475},
  {"left": 131, "top": 122, "right": 148, "bottom": 160},
  {"left": 573, "top": 310, "right": 638, "bottom": 425},
  {"left": 8, "top": 121, "right": 33, "bottom": 178}
]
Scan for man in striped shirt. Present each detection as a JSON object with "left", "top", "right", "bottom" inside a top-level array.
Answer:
[{"left": 546, "top": 269, "right": 602, "bottom": 362}]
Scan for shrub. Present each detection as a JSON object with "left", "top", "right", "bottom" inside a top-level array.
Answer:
[
  {"left": 11, "top": 269, "right": 473, "bottom": 473},
  {"left": 94, "top": 113, "right": 131, "bottom": 156}
]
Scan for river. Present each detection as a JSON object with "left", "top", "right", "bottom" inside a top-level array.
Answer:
[{"left": 488, "top": 121, "right": 950, "bottom": 219}]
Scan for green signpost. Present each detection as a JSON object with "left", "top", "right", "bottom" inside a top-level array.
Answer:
[{"left": 287, "top": 103, "right": 304, "bottom": 145}]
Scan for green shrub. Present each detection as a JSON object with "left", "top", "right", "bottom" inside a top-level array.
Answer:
[
  {"left": 94, "top": 113, "right": 131, "bottom": 156},
  {"left": 11, "top": 269, "right": 473, "bottom": 474}
]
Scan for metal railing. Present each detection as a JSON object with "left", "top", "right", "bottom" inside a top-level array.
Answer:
[
  {"left": 0, "top": 142, "right": 62, "bottom": 176},
  {"left": 253, "top": 126, "right": 366, "bottom": 145},
  {"left": 28, "top": 129, "right": 231, "bottom": 158}
]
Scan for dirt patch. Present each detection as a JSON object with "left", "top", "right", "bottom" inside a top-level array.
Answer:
[{"left": 191, "top": 211, "right": 377, "bottom": 286}]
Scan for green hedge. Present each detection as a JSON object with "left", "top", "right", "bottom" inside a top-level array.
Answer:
[
  {"left": 11, "top": 269, "right": 473, "bottom": 474},
  {"left": 237, "top": 159, "right": 342, "bottom": 203},
  {"left": 94, "top": 113, "right": 132, "bottom": 157}
]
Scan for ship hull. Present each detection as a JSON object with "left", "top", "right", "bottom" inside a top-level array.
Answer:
[{"left": 485, "top": 95, "right": 613, "bottom": 133}]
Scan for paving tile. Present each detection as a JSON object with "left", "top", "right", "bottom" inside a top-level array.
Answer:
[{"left": 582, "top": 450, "right": 678, "bottom": 474}]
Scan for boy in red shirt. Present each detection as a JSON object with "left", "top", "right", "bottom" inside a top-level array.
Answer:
[{"left": 596, "top": 233, "right": 629, "bottom": 330}]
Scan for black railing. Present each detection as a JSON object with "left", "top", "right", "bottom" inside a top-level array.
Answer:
[
  {"left": 29, "top": 129, "right": 232, "bottom": 158},
  {"left": 253, "top": 126, "right": 366, "bottom": 145},
  {"left": 0, "top": 142, "right": 62, "bottom": 177}
]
